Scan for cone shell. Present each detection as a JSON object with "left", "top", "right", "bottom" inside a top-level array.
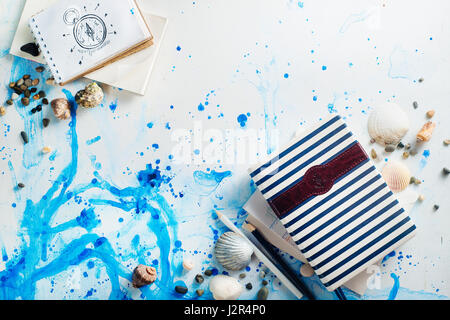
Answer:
[
  {"left": 209, "top": 275, "right": 243, "bottom": 300},
  {"left": 368, "top": 102, "right": 409, "bottom": 146},
  {"left": 382, "top": 160, "right": 411, "bottom": 193},
  {"left": 214, "top": 232, "right": 253, "bottom": 271}
]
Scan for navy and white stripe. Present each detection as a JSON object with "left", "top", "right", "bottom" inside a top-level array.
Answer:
[{"left": 249, "top": 115, "right": 416, "bottom": 291}]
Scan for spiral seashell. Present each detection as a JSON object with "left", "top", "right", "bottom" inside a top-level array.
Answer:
[
  {"left": 75, "top": 82, "right": 104, "bottom": 108},
  {"left": 209, "top": 275, "right": 243, "bottom": 300},
  {"left": 368, "top": 102, "right": 409, "bottom": 146},
  {"left": 416, "top": 121, "right": 436, "bottom": 142},
  {"left": 381, "top": 160, "right": 411, "bottom": 193},
  {"left": 51, "top": 98, "right": 71, "bottom": 120},
  {"left": 214, "top": 232, "right": 253, "bottom": 271},
  {"left": 132, "top": 264, "right": 157, "bottom": 288}
]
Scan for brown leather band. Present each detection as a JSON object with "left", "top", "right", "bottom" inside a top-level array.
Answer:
[{"left": 268, "top": 143, "right": 368, "bottom": 218}]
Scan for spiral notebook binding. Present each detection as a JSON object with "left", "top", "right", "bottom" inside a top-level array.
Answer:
[{"left": 28, "top": 16, "right": 62, "bottom": 84}]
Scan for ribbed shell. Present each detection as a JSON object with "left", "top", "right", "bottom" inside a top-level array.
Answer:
[
  {"left": 368, "top": 102, "right": 409, "bottom": 146},
  {"left": 382, "top": 160, "right": 411, "bottom": 193},
  {"left": 214, "top": 232, "right": 253, "bottom": 271}
]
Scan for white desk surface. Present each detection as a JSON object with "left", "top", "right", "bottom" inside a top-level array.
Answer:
[{"left": 0, "top": 0, "right": 448, "bottom": 300}]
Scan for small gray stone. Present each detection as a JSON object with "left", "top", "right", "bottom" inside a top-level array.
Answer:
[
  {"left": 257, "top": 287, "right": 269, "bottom": 300},
  {"left": 385, "top": 145, "right": 395, "bottom": 153}
]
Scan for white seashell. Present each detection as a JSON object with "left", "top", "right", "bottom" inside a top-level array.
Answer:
[
  {"left": 182, "top": 258, "right": 194, "bottom": 271},
  {"left": 382, "top": 160, "right": 411, "bottom": 193},
  {"left": 209, "top": 275, "right": 243, "bottom": 300},
  {"left": 214, "top": 232, "right": 253, "bottom": 271},
  {"left": 368, "top": 102, "right": 409, "bottom": 146}
]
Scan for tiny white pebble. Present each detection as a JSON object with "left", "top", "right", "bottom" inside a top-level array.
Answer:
[
  {"left": 418, "top": 194, "right": 425, "bottom": 202},
  {"left": 182, "top": 259, "right": 194, "bottom": 271},
  {"left": 42, "top": 146, "right": 51, "bottom": 154},
  {"left": 11, "top": 93, "right": 19, "bottom": 100},
  {"left": 300, "top": 263, "right": 315, "bottom": 277}
]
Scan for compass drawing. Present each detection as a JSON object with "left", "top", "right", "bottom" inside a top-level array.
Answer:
[{"left": 63, "top": 8, "right": 109, "bottom": 50}]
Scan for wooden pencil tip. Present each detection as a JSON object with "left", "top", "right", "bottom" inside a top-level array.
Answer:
[
  {"left": 242, "top": 222, "right": 256, "bottom": 232},
  {"left": 214, "top": 210, "right": 222, "bottom": 219}
]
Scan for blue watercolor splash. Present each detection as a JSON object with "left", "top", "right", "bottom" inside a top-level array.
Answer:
[
  {"left": 86, "top": 136, "right": 101, "bottom": 145},
  {"left": 387, "top": 273, "right": 400, "bottom": 300}
]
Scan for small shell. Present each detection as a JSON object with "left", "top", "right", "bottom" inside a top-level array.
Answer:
[
  {"left": 417, "top": 121, "right": 436, "bottom": 142},
  {"left": 300, "top": 263, "right": 315, "bottom": 277},
  {"left": 132, "top": 264, "right": 157, "bottom": 288},
  {"left": 214, "top": 232, "right": 253, "bottom": 271},
  {"left": 209, "top": 275, "right": 243, "bottom": 300},
  {"left": 368, "top": 102, "right": 409, "bottom": 146},
  {"left": 75, "top": 82, "right": 104, "bottom": 108},
  {"left": 51, "top": 98, "right": 71, "bottom": 120},
  {"left": 382, "top": 160, "right": 411, "bottom": 193}
]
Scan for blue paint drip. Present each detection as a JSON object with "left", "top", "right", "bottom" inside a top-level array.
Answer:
[{"left": 387, "top": 273, "right": 400, "bottom": 300}]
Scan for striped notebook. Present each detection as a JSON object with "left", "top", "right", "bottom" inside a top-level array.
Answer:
[{"left": 249, "top": 115, "right": 416, "bottom": 291}]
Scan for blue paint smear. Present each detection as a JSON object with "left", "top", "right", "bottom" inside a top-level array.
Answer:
[
  {"left": 86, "top": 136, "right": 101, "bottom": 145},
  {"left": 388, "top": 273, "right": 400, "bottom": 300},
  {"left": 0, "top": 85, "right": 181, "bottom": 299}
]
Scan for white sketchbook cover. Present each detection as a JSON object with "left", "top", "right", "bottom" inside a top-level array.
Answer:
[{"left": 10, "top": 0, "right": 168, "bottom": 95}]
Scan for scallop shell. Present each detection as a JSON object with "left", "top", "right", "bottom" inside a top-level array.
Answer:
[
  {"left": 75, "top": 82, "right": 104, "bottom": 108},
  {"left": 214, "top": 231, "right": 253, "bottom": 271},
  {"left": 381, "top": 160, "right": 411, "bottom": 193},
  {"left": 368, "top": 102, "right": 409, "bottom": 146},
  {"left": 209, "top": 275, "right": 243, "bottom": 300}
]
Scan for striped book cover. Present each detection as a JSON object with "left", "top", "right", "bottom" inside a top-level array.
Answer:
[{"left": 249, "top": 115, "right": 416, "bottom": 291}]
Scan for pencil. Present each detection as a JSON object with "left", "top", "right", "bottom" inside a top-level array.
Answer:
[{"left": 243, "top": 222, "right": 317, "bottom": 300}]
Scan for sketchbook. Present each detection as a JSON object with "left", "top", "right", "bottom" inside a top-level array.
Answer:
[
  {"left": 10, "top": 0, "right": 167, "bottom": 95},
  {"left": 248, "top": 115, "right": 416, "bottom": 292},
  {"left": 28, "top": 0, "right": 153, "bottom": 85}
]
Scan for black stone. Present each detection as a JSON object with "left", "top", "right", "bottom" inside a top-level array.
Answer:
[
  {"left": 42, "top": 118, "right": 50, "bottom": 127},
  {"left": 20, "top": 42, "right": 40, "bottom": 57},
  {"left": 20, "top": 131, "right": 29, "bottom": 144},
  {"left": 175, "top": 285, "right": 188, "bottom": 294}
]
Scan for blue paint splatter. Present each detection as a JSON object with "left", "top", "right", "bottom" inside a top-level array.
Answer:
[
  {"left": 86, "top": 136, "right": 101, "bottom": 145},
  {"left": 237, "top": 114, "right": 248, "bottom": 127},
  {"left": 198, "top": 103, "right": 204, "bottom": 111},
  {"left": 109, "top": 100, "right": 118, "bottom": 113},
  {"left": 387, "top": 273, "right": 400, "bottom": 300}
]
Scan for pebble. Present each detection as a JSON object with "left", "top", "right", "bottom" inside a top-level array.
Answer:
[
  {"left": 245, "top": 283, "right": 253, "bottom": 290},
  {"left": 204, "top": 269, "right": 213, "bottom": 276},
  {"left": 182, "top": 259, "right": 194, "bottom": 271},
  {"left": 410, "top": 177, "right": 421, "bottom": 185},
  {"left": 42, "top": 118, "right": 50, "bottom": 127},
  {"left": 397, "top": 142, "right": 404, "bottom": 149},
  {"left": 42, "top": 146, "right": 51, "bottom": 154},
  {"left": 426, "top": 110, "right": 435, "bottom": 119},
  {"left": 36, "top": 105, "right": 42, "bottom": 112},
  {"left": 370, "top": 149, "right": 377, "bottom": 159},
  {"left": 32, "top": 94, "right": 40, "bottom": 100},
  {"left": 23, "top": 74, "right": 30, "bottom": 80},
  {"left": 175, "top": 285, "right": 188, "bottom": 294},
  {"left": 410, "top": 149, "right": 418, "bottom": 156},
  {"left": 418, "top": 195, "right": 425, "bottom": 202},
  {"left": 24, "top": 90, "right": 31, "bottom": 98},
  {"left": 32, "top": 79, "right": 40, "bottom": 86},
  {"left": 370, "top": 138, "right": 376, "bottom": 144},
  {"left": 20, "top": 131, "right": 29, "bottom": 144},
  {"left": 418, "top": 77, "right": 424, "bottom": 83},
  {"left": 405, "top": 143, "right": 411, "bottom": 150},
  {"left": 385, "top": 145, "right": 395, "bottom": 153},
  {"left": 17, "top": 183, "right": 25, "bottom": 189},
  {"left": 45, "top": 77, "right": 56, "bottom": 86},
  {"left": 11, "top": 93, "right": 19, "bottom": 100},
  {"left": 444, "top": 139, "right": 450, "bottom": 146},
  {"left": 20, "top": 42, "right": 40, "bottom": 57},
  {"left": 38, "top": 90, "right": 46, "bottom": 98},
  {"left": 0, "top": 106, "right": 5, "bottom": 116},
  {"left": 42, "top": 98, "right": 49, "bottom": 105},
  {"left": 36, "top": 66, "right": 45, "bottom": 73},
  {"left": 24, "top": 79, "right": 32, "bottom": 87},
  {"left": 6, "top": 99, "right": 13, "bottom": 105},
  {"left": 443, "top": 168, "right": 450, "bottom": 175},
  {"left": 402, "top": 151, "right": 409, "bottom": 159},
  {"left": 262, "top": 280, "right": 268, "bottom": 286},
  {"left": 196, "top": 289, "right": 204, "bottom": 297},
  {"left": 9, "top": 82, "right": 15, "bottom": 88},
  {"left": 239, "top": 273, "right": 246, "bottom": 279},
  {"left": 195, "top": 274, "right": 204, "bottom": 284},
  {"left": 20, "top": 85, "right": 27, "bottom": 91},
  {"left": 21, "top": 97, "right": 29, "bottom": 106},
  {"left": 17, "top": 78, "right": 24, "bottom": 86},
  {"left": 257, "top": 287, "right": 269, "bottom": 300},
  {"left": 413, "top": 101, "right": 418, "bottom": 109},
  {"left": 259, "top": 270, "right": 266, "bottom": 279},
  {"left": 433, "top": 204, "right": 439, "bottom": 211},
  {"left": 30, "top": 88, "right": 37, "bottom": 93}
]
